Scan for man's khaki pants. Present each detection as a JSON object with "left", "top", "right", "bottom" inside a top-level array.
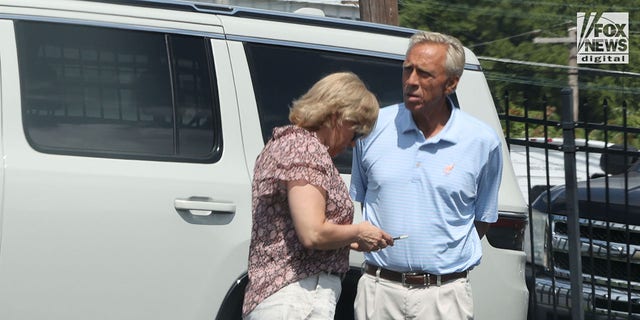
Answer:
[{"left": 354, "top": 272, "right": 474, "bottom": 320}]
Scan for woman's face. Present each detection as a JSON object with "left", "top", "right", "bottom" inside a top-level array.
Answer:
[{"left": 326, "top": 120, "right": 359, "bottom": 158}]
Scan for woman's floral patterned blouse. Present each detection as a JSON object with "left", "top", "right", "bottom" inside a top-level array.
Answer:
[{"left": 242, "top": 125, "right": 353, "bottom": 316}]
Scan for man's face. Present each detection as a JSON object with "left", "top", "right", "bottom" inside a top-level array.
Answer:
[{"left": 402, "top": 42, "right": 458, "bottom": 113}]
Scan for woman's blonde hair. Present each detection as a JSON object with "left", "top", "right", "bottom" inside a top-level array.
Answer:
[{"left": 289, "top": 72, "right": 379, "bottom": 135}]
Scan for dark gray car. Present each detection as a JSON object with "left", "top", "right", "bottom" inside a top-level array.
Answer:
[{"left": 527, "top": 152, "right": 640, "bottom": 319}]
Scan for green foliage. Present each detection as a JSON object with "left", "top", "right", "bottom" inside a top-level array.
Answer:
[{"left": 398, "top": 0, "right": 640, "bottom": 148}]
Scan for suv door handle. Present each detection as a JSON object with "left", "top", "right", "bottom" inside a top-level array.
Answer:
[
  {"left": 174, "top": 198, "right": 236, "bottom": 214},
  {"left": 174, "top": 197, "right": 236, "bottom": 225}
]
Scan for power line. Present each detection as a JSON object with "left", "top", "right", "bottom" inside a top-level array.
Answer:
[
  {"left": 468, "top": 29, "right": 542, "bottom": 48},
  {"left": 478, "top": 56, "right": 640, "bottom": 77},
  {"left": 485, "top": 72, "right": 640, "bottom": 95}
]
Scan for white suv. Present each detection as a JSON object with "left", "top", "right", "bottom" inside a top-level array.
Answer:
[{"left": 0, "top": 1, "right": 529, "bottom": 319}]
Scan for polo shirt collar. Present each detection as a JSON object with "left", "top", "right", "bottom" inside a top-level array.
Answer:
[{"left": 399, "top": 98, "right": 462, "bottom": 144}]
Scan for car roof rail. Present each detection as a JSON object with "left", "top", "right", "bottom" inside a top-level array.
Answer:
[{"left": 80, "top": 0, "right": 417, "bottom": 38}]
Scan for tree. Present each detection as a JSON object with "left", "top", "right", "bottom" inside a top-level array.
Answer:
[{"left": 398, "top": 0, "right": 640, "bottom": 146}]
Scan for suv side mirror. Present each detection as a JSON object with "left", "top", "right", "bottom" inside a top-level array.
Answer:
[{"left": 599, "top": 144, "right": 639, "bottom": 175}]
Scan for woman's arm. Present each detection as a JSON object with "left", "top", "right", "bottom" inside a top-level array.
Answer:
[{"left": 287, "top": 180, "right": 392, "bottom": 251}]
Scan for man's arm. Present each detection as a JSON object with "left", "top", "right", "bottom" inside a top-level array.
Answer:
[{"left": 474, "top": 140, "right": 502, "bottom": 240}]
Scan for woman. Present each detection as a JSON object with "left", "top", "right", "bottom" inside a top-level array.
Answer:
[{"left": 242, "top": 72, "right": 393, "bottom": 319}]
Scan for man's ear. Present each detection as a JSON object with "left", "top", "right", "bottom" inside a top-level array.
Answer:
[{"left": 445, "top": 77, "right": 460, "bottom": 95}]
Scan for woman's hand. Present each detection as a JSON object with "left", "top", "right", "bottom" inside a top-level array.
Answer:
[{"left": 350, "top": 221, "right": 394, "bottom": 252}]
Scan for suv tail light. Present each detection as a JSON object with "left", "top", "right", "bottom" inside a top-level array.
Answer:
[{"left": 486, "top": 212, "right": 527, "bottom": 251}]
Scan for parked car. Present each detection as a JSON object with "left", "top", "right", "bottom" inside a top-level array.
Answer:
[
  {"left": 0, "top": 0, "right": 529, "bottom": 319},
  {"left": 509, "top": 137, "right": 608, "bottom": 202},
  {"left": 527, "top": 145, "right": 640, "bottom": 319}
]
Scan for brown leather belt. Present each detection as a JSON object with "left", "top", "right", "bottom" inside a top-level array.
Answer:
[{"left": 364, "top": 263, "right": 467, "bottom": 287}]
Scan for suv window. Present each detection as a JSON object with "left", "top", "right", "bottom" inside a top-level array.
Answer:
[
  {"left": 245, "top": 42, "right": 403, "bottom": 172},
  {"left": 16, "top": 21, "right": 221, "bottom": 162}
]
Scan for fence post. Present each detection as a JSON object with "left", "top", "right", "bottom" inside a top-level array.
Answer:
[{"left": 561, "top": 87, "right": 584, "bottom": 319}]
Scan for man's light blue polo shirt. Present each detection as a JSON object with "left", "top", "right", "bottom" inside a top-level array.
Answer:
[{"left": 350, "top": 102, "right": 503, "bottom": 274}]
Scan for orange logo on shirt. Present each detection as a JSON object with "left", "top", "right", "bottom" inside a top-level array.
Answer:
[{"left": 444, "top": 163, "right": 454, "bottom": 175}]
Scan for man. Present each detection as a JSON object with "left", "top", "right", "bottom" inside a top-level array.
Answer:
[{"left": 350, "top": 31, "right": 503, "bottom": 319}]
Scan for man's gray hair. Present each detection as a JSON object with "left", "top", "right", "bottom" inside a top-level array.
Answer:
[{"left": 408, "top": 31, "right": 465, "bottom": 78}]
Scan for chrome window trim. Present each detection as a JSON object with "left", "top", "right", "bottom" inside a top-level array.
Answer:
[
  {"left": 464, "top": 63, "right": 483, "bottom": 72},
  {"left": 227, "top": 34, "right": 405, "bottom": 61}
]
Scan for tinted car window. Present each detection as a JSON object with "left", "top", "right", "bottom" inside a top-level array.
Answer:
[
  {"left": 16, "top": 21, "right": 221, "bottom": 162},
  {"left": 245, "top": 42, "right": 403, "bottom": 173}
]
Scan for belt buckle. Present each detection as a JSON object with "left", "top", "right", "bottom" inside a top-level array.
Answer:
[{"left": 401, "top": 272, "right": 430, "bottom": 288}]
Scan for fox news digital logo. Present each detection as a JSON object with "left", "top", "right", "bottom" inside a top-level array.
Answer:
[{"left": 577, "top": 12, "right": 628, "bottom": 64}]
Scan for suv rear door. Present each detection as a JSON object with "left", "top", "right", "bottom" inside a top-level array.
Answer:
[{"left": 0, "top": 18, "right": 251, "bottom": 320}]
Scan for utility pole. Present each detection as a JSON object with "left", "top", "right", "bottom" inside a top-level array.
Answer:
[
  {"left": 359, "top": 0, "right": 398, "bottom": 26},
  {"left": 533, "top": 27, "right": 578, "bottom": 121}
]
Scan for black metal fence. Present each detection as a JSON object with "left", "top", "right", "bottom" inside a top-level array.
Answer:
[{"left": 497, "top": 88, "right": 640, "bottom": 320}]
